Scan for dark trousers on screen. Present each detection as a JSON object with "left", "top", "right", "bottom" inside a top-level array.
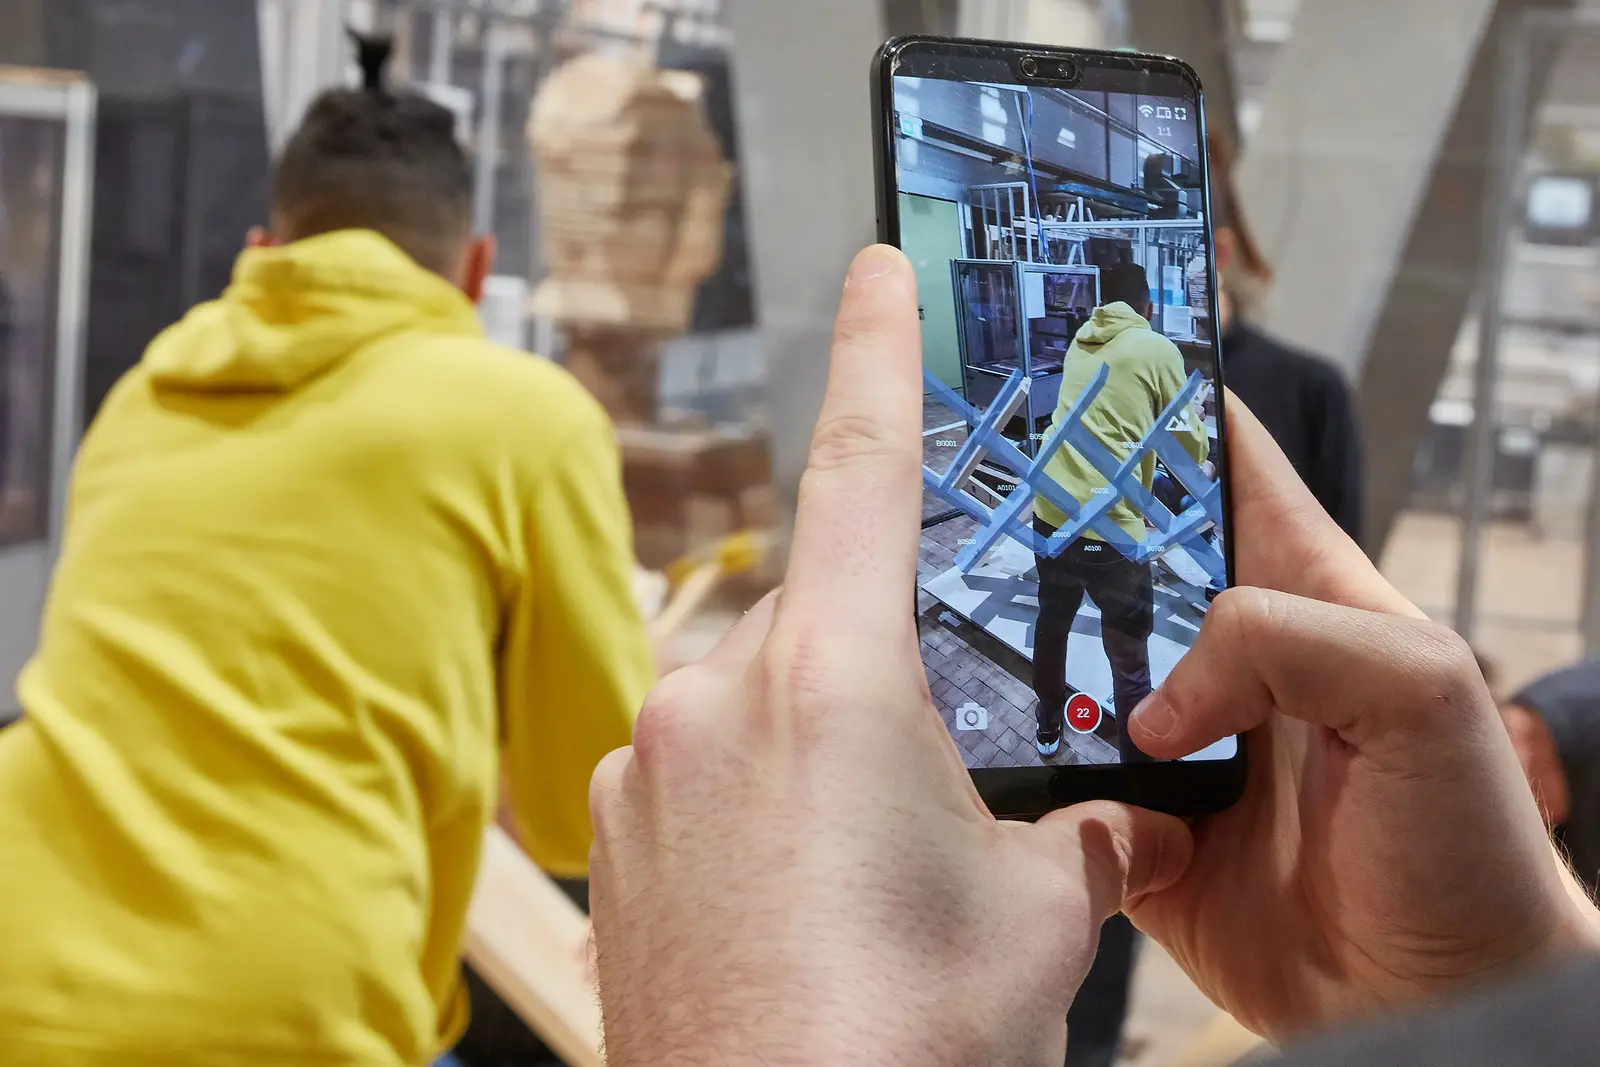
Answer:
[{"left": 1032, "top": 519, "right": 1157, "bottom": 763}]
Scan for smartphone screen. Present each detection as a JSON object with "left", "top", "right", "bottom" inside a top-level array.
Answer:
[{"left": 883, "top": 42, "right": 1237, "bottom": 772}]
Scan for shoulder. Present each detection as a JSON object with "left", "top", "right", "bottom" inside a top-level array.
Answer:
[
  {"left": 392, "top": 334, "right": 608, "bottom": 433},
  {"left": 1118, "top": 325, "right": 1183, "bottom": 364},
  {"left": 1227, "top": 324, "right": 1353, "bottom": 404},
  {"left": 370, "top": 333, "right": 615, "bottom": 477},
  {"left": 1231, "top": 325, "right": 1349, "bottom": 388}
]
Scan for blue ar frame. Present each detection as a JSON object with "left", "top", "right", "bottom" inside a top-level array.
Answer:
[{"left": 922, "top": 367, "right": 1225, "bottom": 583}]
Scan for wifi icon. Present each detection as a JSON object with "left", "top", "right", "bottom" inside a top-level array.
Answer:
[{"left": 1139, "top": 104, "right": 1155, "bottom": 119}]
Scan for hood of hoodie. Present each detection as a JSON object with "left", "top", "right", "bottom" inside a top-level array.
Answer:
[
  {"left": 1071, "top": 300, "right": 1153, "bottom": 353},
  {"left": 142, "top": 229, "right": 483, "bottom": 393}
]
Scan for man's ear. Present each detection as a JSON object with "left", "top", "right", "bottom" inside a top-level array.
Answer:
[
  {"left": 461, "top": 234, "right": 498, "bottom": 304},
  {"left": 245, "top": 226, "right": 279, "bottom": 251}
]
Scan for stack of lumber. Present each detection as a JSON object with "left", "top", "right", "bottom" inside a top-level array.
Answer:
[
  {"left": 618, "top": 423, "right": 776, "bottom": 570},
  {"left": 529, "top": 54, "right": 731, "bottom": 336}
]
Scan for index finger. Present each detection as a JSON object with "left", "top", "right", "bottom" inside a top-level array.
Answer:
[{"left": 779, "top": 246, "right": 925, "bottom": 634}]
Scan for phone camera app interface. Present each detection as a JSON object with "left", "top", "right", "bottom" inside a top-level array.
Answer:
[{"left": 896, "top": 69, "right": 1236, "bottom": 770}]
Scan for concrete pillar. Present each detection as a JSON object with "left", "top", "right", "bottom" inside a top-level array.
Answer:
[
  {"left": 1231, "top": 0, "right": 1586, "bottom": 551},
  {"left": 1362, "top": 0, "right": 1577, "bottom": 556},
  {"left": 722, "top": 0, "right": 886, "bottom": 552},
  {"left": 1237, "top": 0, "right": 1497, "bottom": 380}
]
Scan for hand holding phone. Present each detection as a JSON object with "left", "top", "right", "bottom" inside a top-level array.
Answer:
[
  {"left": 589, "top": 245, "right": 1194, "bottom": 1067},
  {"left": 873, "top": 36, "right": 1244, "bottom": 816},
  {"left": 1119, "top": 401, "right": 1599, "bottom": 1040}
]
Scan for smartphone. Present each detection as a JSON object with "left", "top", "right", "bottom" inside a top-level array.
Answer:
[{"left": 873, "top": 36, "right": 1246, "bottom": 817}]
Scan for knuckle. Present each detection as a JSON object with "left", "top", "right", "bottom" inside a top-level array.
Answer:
[
  {"left": 754, "top": 627, "right": 836, "bottom": 722},
  {"left": 807, "top": 413, "right": 912, "bottom": 474},
  {"left": 1405, "top": 621, "right": 1486, "bottom": 707},
  {"left": 758, "top": 632, "right": 826, "bottom": 702},
  {"left": 630, "top": 668, "right": 711, "bottom": 767},
  {"left": 1207, "top": 586, "right": 1277, "bottom": 636}
]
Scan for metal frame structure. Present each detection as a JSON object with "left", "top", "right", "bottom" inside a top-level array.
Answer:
[
  {"left": 0, "top": 67, "right": 96, "bottom": 562},
  {"left": 258, "top": 0, "right": 354, "bottom": 151},
  {"left": 951, "top": 257, "right": 1102, "bottom": 437},
  {"left": 1038, "top": 217, "right": 1208, "bottom": 340},
  {"left": 965, "top": 182, "right": 1038, "bottom": 262},
  {"left": 1458, "top": 7, "right": 1600, "bottom": 650},
  {"left": 0, "top": 67, "right": 96, "bottom": 721},
  {"left": 921, "top": 366, "right": 1225, "bottom": 582}
]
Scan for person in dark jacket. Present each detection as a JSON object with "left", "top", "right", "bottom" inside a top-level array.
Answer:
[
  {"left": 1205, "top": 134, "right": 1365, "bottom": 546},
  {"left": 1502, "top": 660, "right": 1600, "bottom": 897}
]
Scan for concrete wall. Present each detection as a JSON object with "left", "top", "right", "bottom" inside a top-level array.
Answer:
[
  {"left": 724, "top": 0, "right": 886, "bottom": 550},
  {"left": 1237, "top": 0, "right": 1498, "bottom": 377}
]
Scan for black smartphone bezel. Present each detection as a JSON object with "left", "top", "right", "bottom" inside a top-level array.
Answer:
[{"left": 873, "top": 35, "right": 1247, "bottom": 819}]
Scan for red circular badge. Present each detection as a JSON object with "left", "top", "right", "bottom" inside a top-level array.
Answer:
[{"left": 1066, "top": 694, "right": 1103, "bottom": 735}]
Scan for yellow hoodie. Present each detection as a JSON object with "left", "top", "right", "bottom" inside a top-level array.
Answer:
[
  {"left": 1034, "top": 302, "right": 1210, "bottom": 541},
  {"left": 0, "top": 230, "right": 652, "bottom": 1066}
]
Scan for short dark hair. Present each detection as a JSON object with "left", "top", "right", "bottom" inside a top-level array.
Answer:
[
  {"left": 1100, "top": 261, "right": 1152, "bottom": 310},
  {"left": 272, "top": 87, "right": 472, "bottom": 275}
]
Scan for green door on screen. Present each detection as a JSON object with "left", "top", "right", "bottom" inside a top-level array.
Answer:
[{"left": 899, "top": 192, "right": 965, "bottom": 393}]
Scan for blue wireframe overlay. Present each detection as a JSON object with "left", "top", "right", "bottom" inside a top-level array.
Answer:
[{"left": 923, "top": 367, "right": 1226, "bottom": 583}]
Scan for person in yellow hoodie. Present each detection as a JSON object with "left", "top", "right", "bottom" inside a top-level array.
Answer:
[
  {"left": 1031, "top": 261, "right": 1209, "bottom": 764},
  {"left": 0, "top": 37, "right": 651, "bottom": 1067}
]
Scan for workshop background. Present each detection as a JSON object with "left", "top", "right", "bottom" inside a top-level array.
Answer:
[{"left": 4, "top": 0, "right": 1600, "bottom": 1064}]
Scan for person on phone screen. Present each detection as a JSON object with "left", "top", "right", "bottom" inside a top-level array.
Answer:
[
  {"left": 0, "top": 35, "right": 650, "bottom": 1067},
  {"left": 1031, "top": 260, "right": 1209, "bottom": 764}
]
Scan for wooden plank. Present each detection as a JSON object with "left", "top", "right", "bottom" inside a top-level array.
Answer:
[{"left": 463, "top": 828, "right": 604, "bottom": 1067}]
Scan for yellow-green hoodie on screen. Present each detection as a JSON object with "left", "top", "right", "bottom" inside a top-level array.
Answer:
[
  {"left": 0, "top": 230, "right": 653, "bottom": 1067},
  {"left": 1034, "top": 301, "right": 1210, "bottom": 541}
]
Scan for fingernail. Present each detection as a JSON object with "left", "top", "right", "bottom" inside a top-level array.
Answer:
[
  {"left": 846, "top": 245, "right": 899, "bottom": 287},
  {"left": 1132, "top": 692, "right": 1178, "bottom": 741}
]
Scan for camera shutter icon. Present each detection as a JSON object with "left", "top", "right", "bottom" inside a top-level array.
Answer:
[{"left": 955, "top": 702, "right": 989, "bottom": 732}]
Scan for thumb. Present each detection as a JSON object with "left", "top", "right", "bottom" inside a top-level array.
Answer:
[
  {"left": 1034, "top": 801, "right": 1194, "bottom": 919},
  {"left": 1129, "top": 587, "right": 1491, "bottom": 759}
]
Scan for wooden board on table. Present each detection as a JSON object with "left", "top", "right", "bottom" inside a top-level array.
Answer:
[{"left": 463, "top": 827, "right": 604, "bottom": 1067}]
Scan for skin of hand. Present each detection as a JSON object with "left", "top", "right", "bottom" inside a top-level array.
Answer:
[
  {"left": 587, "top": 246, "right": 1195, "bottom": 1067},
  {"left": 1122, "top": 400, "right": 1600, "bottom": 1040},
  {"left": 1501, "top": 704, "right": 1572, "bottom": 827}
]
